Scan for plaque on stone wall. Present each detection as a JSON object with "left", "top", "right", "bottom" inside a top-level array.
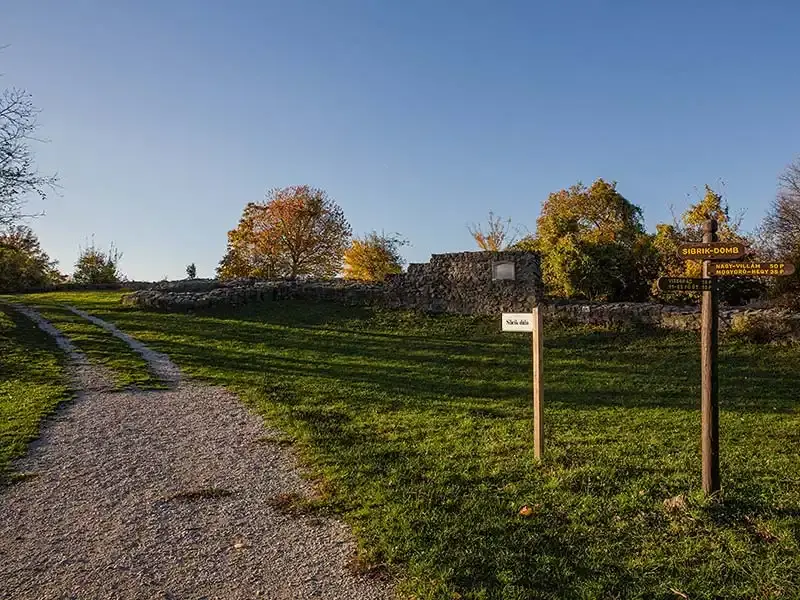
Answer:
[{"left": 492, "top": 260, "right": 515, "bottom": 281}]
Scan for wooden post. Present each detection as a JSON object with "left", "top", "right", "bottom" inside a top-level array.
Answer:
[
  {"left": 532, "top": 305, "right": 544, "bottom": 459},
  {"left": 701, "top": 219, "right": 721, "bottom": 494}
]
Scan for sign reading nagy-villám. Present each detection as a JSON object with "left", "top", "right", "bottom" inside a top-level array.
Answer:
[{"left": 708, "top": 261, "right": 796, "bottom": 277}]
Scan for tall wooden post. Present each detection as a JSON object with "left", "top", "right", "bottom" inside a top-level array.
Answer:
[
  {"left": 701, "top": 219, "right": 721, "bottom": 494},
  {"left": 532, "top": 305, "right": 544, "bottom": 459}
]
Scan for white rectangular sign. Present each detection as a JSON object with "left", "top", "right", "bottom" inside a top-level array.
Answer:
[{"left": 501, "top": 313, "right": 534, "bottom": 332}]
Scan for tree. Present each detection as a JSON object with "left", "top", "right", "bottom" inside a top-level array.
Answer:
[
  {"left": 1, "top": 85, "right": 58, "bottom": 227},
  {"left": 653, "top": 185, "right": 761, "bottom": 304},
  {"left": 0, "top": 225, "right": 60, "bottom": 291},
  {"left": 217, "top": 185, "right": 351, "bottom": 280},
  {"left": 186, "top": 262, "right": 197, "bottom": 279},
  {"left": 759, "top": 158, "right": 800, "bottom": 306},
  {"left": 761, "top": 158, "right": 800, "bottom": 258},
  {"left": 532, "top": 179, "right": 655, "bottom": 301},
  {"left": 468, "top": 212, "right": 519, "bottom": 251},
  {"left": 343, "top": 231, "right": 407, "bottom": 281},
  {"left": 73, "top": 238, "right": 123, "bottom": 284}
]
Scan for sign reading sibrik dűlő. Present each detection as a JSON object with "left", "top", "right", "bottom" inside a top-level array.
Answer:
[{"left": 501, "top": 313, "right": 534, "bottom": 332}]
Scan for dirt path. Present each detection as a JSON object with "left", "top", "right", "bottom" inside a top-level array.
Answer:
[{"left": 0, "top": 304, "right": 394, "bottom": 600}]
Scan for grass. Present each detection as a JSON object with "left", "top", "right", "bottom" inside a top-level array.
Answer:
[
  {"left": 0, "top": 303, "right": 72, "bottom": 485},
  {"left": 10, "top": 291, "right": 800, "bottom": 599},
  {"left": 1, "top": 294, "right": 164, "bottom": 389}
]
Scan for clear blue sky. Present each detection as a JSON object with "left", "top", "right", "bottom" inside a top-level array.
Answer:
[{"left": 3, "top": 1, "right": 799, "bottom": 280}]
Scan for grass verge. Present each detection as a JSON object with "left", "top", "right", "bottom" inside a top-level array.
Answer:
[
  {"left": 14, "top": 291, "right": 800, "bottom": 599},
  {"left": 0, "top": 303, "right": 72, "bottom": 485},
  {"left": 2, "top": 295, "right": 165, "bottom": 389}
]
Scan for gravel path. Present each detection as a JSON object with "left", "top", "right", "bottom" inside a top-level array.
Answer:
[{"left": 0, "top": 305, "right": 394, "bottom": 600}]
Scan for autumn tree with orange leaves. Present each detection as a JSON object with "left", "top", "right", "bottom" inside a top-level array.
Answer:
[
  {"left": 467, "top": 212, "right": 519, "bottom": 251},
  {"left": 217, "top": 186, "right": 351, "bottom": 280}
]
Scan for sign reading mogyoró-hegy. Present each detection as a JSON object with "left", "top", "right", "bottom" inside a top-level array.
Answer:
[
  {"left": 708, "top": 262, "right": 796, "bottom": 277},
  {"left": 677, "top": 242, "right": 746, "bottom": 260},
  {"left": 502, "top": 313, "right": 534, "bottom": 332}
]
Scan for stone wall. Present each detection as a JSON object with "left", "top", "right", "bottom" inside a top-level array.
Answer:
[
  {"left": 122, "top": 251, "right": 544, "bottom": 316},
  {"left": 542, "top": 300, "right": 799, "bottom": 333},
  {"left": 116, "top": 251, "right": 799, "bottom": 338},
  {"left": 122, "top": 280, "right": 386, "bottom": 312},
  {"left": 385, "top": 251, "right": 542, "bottom": 315},
  {"left": 121, "top": 283, "right": 799, "bottom": 335}
]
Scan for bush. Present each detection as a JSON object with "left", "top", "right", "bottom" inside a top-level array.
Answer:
[
  {"left": 0, "top": 226, "right": 61, "bottom": 292},
  {"left": 728, "top": 312, "right": 799, "bottom": 345},
  {"left": 73, "top": 238, "right": 123, "bottom": 284}
]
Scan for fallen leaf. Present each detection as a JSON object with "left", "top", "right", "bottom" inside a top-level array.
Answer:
[{"left": 663, "top": 495, "right": 687, "bottom": 513}]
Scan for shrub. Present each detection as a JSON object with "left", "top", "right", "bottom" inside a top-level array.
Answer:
[
  {"left": 728, "top": 312, "right": 798, "bottom": 345},
  {"left": 0, "top": 226, "right": 61, "bottom": 292},
  {"left": 73, "top": 238, "right": 123, "bottom": 284}
]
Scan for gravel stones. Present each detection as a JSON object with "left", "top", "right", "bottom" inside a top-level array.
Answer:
[{"left": 0, "top": 306, "right": 394, "bottom": 600}]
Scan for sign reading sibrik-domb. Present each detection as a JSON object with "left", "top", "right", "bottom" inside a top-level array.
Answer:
[{"left": 677, "top": 242, "right": 746, "bottom": 260}]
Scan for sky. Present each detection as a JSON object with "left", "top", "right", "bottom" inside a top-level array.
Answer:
[{"left": 2, "top": 0, "right": 799, "bottom": 281}]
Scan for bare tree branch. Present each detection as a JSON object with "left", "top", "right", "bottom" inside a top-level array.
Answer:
[
  {"left": 762, "top": 157, "right": 800, "bottom": 256},
  {"left": 467, "top": 211, "right": 520, "bottom": 251},
  {"left": 0, "top": 85, "right": 59, "bottom": 226}
]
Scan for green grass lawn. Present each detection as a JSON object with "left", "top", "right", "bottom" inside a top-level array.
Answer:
[
  {"left": 1, "top": 294, "right": 164, "bottom": 389},
  {"left": 12, "top": 291, "right": 800, "bottom": 599},
  {"left": 0, "top": 304, "right": 72, "bottom": 485}
]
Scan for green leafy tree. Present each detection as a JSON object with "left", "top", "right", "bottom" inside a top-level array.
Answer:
[
  {"left": 343, "top": 231, "right": 407, "bottom": 281},
  {"left": 73, "top": 238, "right": 123, "bottom": 284},
  {"left": 0, "top": 225, "right": 60, "bottom": 291},
  {"left": 509, "top": 236, "right": 537, "bottom": 253},
  {"left": 532, "top": 179, "right": 656, "bottom": 301},
  {"left": 653, "top": 185, "right": 761, "bottom": 304},
  {"left": 186, "top": 262, "right": 197, "bottom": 279}
]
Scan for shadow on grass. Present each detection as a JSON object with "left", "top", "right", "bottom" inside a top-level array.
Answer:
[
  {"left": 45, "top": 296, "right": 800, "bottom": 598},
  {"left": 0, "top": 306, "right": 68, "bottom": 388},
  {"left": 121, "top": 313, "right": 800, "bottom": 414}
]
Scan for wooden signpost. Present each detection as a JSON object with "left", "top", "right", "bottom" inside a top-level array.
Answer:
[
  {"left": 677, "top": 221, "right": 795, "bottom": 495},
  {"left": 502, "top": 308, "right": 544, "bottom": 459},
  {"left": 698, "top": 221, "right": 721, "bottom": 495}
]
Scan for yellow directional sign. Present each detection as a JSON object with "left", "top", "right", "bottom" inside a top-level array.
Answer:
[
  {"left": 677, "top": 242, "right": 746, "bottom": 260},
  {"left": 708, "top": 262, "right": 796, "bottom": 277}
]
